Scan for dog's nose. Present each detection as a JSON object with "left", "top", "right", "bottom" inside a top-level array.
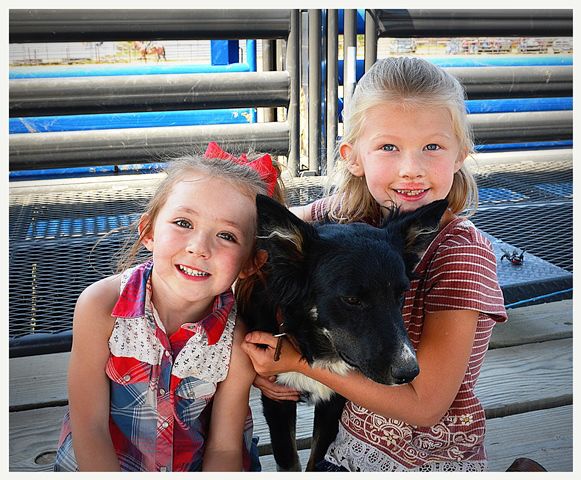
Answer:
[{"left": 390, "top": 363, "right": 420, "bottom": 384}]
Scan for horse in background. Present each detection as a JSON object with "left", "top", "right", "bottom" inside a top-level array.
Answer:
[{"left": 131, "top": 41, "right": 167, "bottom": 62}]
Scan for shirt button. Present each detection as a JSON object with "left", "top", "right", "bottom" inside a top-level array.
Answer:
[
  {"left": 162, "top": 421, "right": 169, "bottom": 428},
  {"left": 164, "top": 350, "right": 170, "bottom": 357},
  {"left": 159, "top": 466, "right": 167, "bottom": 472},
  {"left": 123, "top": 374, "right": 131, "bottom": 382},
  {"left": 159, "top": 388, "right": 166, "bottom": 395}
]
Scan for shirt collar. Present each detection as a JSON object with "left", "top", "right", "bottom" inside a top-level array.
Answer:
[
  {"left": 110, "top": 260, "right": 234, "bottom": 345},
  {"left": 111, "top": 260, "right": 152, "bottom": 319},
  {"left": 200, "top": 290, "right": 235, "bottom": 345}
]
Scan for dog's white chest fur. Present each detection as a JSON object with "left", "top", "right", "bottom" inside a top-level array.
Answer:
[{"left": 276, "top": 359, "right": 351, "bottom": 404}]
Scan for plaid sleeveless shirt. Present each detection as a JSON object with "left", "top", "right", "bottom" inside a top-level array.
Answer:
[{"left": 54, "top": 261, "right": 260, "bottom": 472}]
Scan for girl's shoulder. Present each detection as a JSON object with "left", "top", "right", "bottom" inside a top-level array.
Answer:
[
  {"left": 310, "top": 195, "right": 333, "bottom": 222},
  {"left": 416, "top": 217, "right": 495, "bottom": 274},
  {"left": 76, "top": 274, "right": 122, "bottom": 322},
  {"left": 436, "top": 217, "right": 492, "bottom": 251},
  {"left": 71, "top": 274, "right": 123, "bottom": 346}
]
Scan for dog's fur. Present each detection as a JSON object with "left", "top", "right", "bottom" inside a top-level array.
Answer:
[{"left": 239, "top": 195, "right": 448, "bottom": 471}]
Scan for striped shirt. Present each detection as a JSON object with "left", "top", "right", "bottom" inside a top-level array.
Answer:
[
  {"left": 54, "top": 261, "right": 260, "bottom": 472},
  {"left": 311, "top": 200, "right": 507, "bottom": 472}
]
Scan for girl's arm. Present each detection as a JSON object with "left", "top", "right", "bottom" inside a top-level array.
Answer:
[
  {"left": 252, "top": 374, "right": 300, "bottom": 402},
  {"left": 67, "top": 276, "right": 121, "bottom": 471},
  {"left": 289, "top": 203, "right": 313, "bottom": 221},
  {"left": 242, "top": 309, "right": 479, "bottom": 427},
  {"left": 202, "top": 320, "right": 257, "bottom": 471},
  {"left": 290, "top": 194, "right": 337, "bottom": 222}
]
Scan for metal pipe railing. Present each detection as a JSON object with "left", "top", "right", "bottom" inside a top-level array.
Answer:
[
  {"left": 9, "top": 9, "right": 574, "bottom": 176},
  {"left": 375, "top": 9, "right": 572, "bottom": 37},
  {"left": 364, "top": 10, "right": 378, "bottom": 72},
  {"left": 11, "top": 110, "right": 570, "bottom": 171},
  {"left": 10, "top": 71, "right": 290, "bottom": 117},
  {"left": 342, "top": 9, "right": 358, "bottom": 118},
  {"left": 9, "top": 122, "right": 290, "bottom": 171},
  {"left": 286, "top": 9, "right": 301, "bottom": 176},
  {"left": 448, "top": 66, "right": 572, "bottom": 99},
  {"left": 470, "top": 111, "right": 572, "bottom": 144},
  {"left": 308, "top": 9, "right": 323, "bottom": 174},
  {"left": 9, "top": 9, "right": 292, "bottom": 43},
  {"left": 326, "top": 10, "right": 339, "bottom": 174},
  {"left": 262, "top": 40, "right": 278, "bottom": 123},
  {"left": 9, "top": 9, "right": 299, "bottom": 171}
]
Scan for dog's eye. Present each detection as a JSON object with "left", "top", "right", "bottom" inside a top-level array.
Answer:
[{"left": 341, "top": 296, "right": 362, "bottom": 306}]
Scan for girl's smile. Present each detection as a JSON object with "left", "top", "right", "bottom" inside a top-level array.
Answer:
[
  {"left": 177, "top": 263, "right": 211, "bottom": 279},
  {"left": 392, "top": 186, "right": 430, "bottom": 203}
]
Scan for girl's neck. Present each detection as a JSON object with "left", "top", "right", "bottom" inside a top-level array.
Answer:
[
  {"left": 149, "top": 277, "right": 215, "bottom": 336},
  {"left": 440, "top": 208, "right": 458, "bottom": 227}
]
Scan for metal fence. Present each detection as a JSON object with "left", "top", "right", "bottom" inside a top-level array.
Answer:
[
  {"left": 9, "top": 9, "right": 301, "bottom": 173},
  {"left": 8, "top": 9, "right": 573, "bottom": 356}
]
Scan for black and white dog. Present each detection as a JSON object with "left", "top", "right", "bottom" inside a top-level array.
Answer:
[{"left": 239, "top": 195, "right": 448, "bottom": 471}]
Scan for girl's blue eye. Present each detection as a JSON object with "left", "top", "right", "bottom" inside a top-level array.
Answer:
[
  {"left": 175, "top": 219, "right": 192, "bottom": 229},
  {"left": 218, "top": 232, "right": 237, "bottom": 243},
  {"left": 381, "top": 144, "right": 397, "bottom": 152},
  {"left": 425, "top": 144, "right": 441, "bottom": 151}
]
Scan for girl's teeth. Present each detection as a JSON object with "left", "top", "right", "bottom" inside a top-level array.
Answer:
[
  {"left": 396, "top": 189, "right": 425, "bottom": 196},
  {"left": 179, "top": 265, "right": 209, "bottom": 276}
]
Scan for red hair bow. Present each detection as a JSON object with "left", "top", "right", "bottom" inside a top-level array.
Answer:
[{"left": 204, "top": 142, "right": 278, "bottom": 197}]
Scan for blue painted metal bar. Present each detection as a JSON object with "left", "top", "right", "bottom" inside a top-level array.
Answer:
[
  {"left": 210, "top": 39, "right": 257, "bottom": 72},
  {"left": 9, "top": 162, "right": 168, "bottom": 181},
  {"left": 245, "top": 39, "right": 257, "bottom": 73},
  {"left": 9, "top": 108, "right": 255, "bottom": 134},
  {"left": 427, "top": 55, "right": 573, "bottom": 67},
  {"left": 466, "top": 97, "right": 572, "bottom": 114},
  {"left": 211, "top": 40, "right": 240, "bottom": 65},
  {"left": 504, "top": 288, "right": 573, "bottom": 309},
  {"left": 10, "top": 62, "right": 252, "bottom": 78},
  {"left": 475, "top": 140, "right": 572, "bottom": 152}
]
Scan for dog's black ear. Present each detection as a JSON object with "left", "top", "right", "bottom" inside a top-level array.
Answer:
[
  {"left": 255, "top": 194, "right": 318, "bottom": 303},
  {"left": 256, "top": 195, "right": 318, "bottom": 251},
  {"left": 384, "top": 199, "right": 449, "bottom": 276}
]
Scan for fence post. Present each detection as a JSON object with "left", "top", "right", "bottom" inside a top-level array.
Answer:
[
  {"left": 262, "top": 40, "right": 277, "bottom": 123},
  {"left": 343, "top": 9, "right": 357, "bottom": 119},
  {"left": 364, "top": 9, "right": 377, "bottom": 72},
  {"left": 308, "top": 9, "right": 322, "bottom": 174},
  {"left": 286, "top": 9, "right": 300, "bottom": 176},
  {"left": 326, "top": 9, "right": 338, "bottom": 174}
]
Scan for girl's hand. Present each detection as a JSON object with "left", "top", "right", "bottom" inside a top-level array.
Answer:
[
  {"left": 253, "top": 374, "right": 301, "bottom": 402},
  {"left": 241, "top": 331, "right": 306, "bottom": 377}
]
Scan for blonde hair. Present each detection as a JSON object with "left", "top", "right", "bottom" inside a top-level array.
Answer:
[
  {"left": 116, "top": 153, "right": 285, "bottom": 272},
  {"left": 328, "top": 56, "right": 478, "bottom": 224}
]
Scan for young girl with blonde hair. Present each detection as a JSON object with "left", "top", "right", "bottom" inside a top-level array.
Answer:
[{"left": 244, "top": 57, "right": 507, "bottom": 472}]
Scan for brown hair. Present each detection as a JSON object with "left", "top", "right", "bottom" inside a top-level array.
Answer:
[
  {"left": 328, "top": 56, "right": 478, "bottom": 224},
  {"left": 116, "top": 153, "right": 285, "bottom": 273}
]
